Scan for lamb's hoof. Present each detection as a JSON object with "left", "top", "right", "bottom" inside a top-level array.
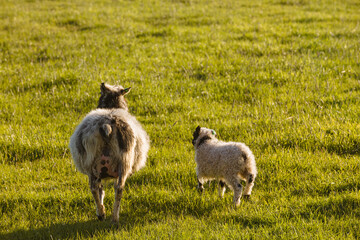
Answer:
[
  {"left": 242, "top": 195, "right": 251, "bottom": 201},
  {"left": 97, "top": 214, "right": 106, "bottom": 221},
  {"left": 197, "top": 187, "right": 204, "bottom": 193},
  {"left": 234, "top": 203, "right": 240, "bottom": 210}
]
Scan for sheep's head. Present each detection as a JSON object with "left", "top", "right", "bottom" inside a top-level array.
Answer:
[
  {"left": 192, "top": 126, "right": 217, "bottom": 147},
  {"left": 97, "top": 83, "right": 131, "bottom": 110}
]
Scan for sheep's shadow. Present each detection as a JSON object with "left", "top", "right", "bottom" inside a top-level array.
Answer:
[
  {"left": 0, "top": 189, "right": 265, "bottom": 240},
  {"left": 1, "top": 174, "right": 263, "bottom": 240},
  {"left": 0, "top": 201, "right": 213, "bottom": 240},
  {"left": 0, "top": 219, "right": 114, "bottom": 240}
]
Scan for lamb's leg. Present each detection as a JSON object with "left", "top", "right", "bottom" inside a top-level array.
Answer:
[
  {"left": 197, "top": 178, "right": 204, "bottom": 193},
  {"left": 233, "top": 183, "right": 243, "bottom": 207},
  {"left": 227, "top": 176, "right": 243, "bottom": 208},
  {"left": 112, "top": 171, "right": 128, "bottom": 223},
  {"left": 89, "top": 175, "right": 106, "bottom": 220},
  {"left": 218, "top": 180, "right": 226, "bottom": 198},
  {"left": 243, "top": 174, "right": 255, "bottom": 200}
]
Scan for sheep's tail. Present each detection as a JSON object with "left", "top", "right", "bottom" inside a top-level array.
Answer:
[{"left": 100, "top": 123, "right": 113, "bottom": 140}]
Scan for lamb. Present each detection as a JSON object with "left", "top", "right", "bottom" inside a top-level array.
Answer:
[
  {"left": 192, "top": 126, "right": 257, "bottom": 207},
  {"left": 69, "top": 83, "right": 150, "bottom": 223}
]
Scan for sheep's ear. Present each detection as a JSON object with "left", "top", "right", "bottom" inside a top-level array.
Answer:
[
  {"left": 100, "top": 83, "right": 110, "bottom": 95},
  {"left": 196, "top": 126, "right": 201, "bottom": 133},
  {"left": 121, "top": 87, "right": 131, "bottom": 95}
]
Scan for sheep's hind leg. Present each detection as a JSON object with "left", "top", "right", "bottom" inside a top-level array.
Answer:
[
  {"left": 218, "top": 180, "right": 226, "bottom": 198},
  {"left": 89, "top": 175, "right": 106, "bottom": 220},
  {"left": 112, "top": 171, "right": 128, "bottom": 224},
  {"left": 99, "top": 183, "right": 105, "bottom": 210}
]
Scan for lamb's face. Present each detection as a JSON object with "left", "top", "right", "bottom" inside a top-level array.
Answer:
[
  {"left": 97, "top": 83, "right": 131, "bottom": 110},
  {"left": 192, "top": 126, "right": 217, "bottom": 146}
]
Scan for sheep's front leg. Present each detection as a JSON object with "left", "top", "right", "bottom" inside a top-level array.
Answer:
[
  {"left": 112, "top": 172, "right": 128, "bottom": 223},
  {"left": 89, "top": 175, "right": 106, "bottom": 220}
]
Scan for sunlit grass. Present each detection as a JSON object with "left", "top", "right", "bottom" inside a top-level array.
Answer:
[{"left": 0, "top": 0, "right": 359, "bottom": 239}]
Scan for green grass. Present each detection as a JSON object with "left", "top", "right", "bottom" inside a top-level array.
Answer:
[{"left": 0, "top": 0, "right": 359, "bottom": 239}]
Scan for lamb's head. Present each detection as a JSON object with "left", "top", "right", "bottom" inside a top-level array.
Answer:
[
  {"left": 97, "top": 83, "right": 131, "bottom": 110},
  {"left": 192, "top": 126, "right": 217, "bottom": 147}
]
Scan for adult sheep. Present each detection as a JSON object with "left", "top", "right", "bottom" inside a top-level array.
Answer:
[{"left": 69, "top": 83, "right": 150, "bottom": 223}]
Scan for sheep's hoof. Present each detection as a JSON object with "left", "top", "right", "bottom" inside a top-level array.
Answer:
[
  {"left": 111, "top": 218, "right": 119, "bottom": 226},
  {"left": 111, "top": 222, "right": 120, "bottom": 229},
  {"left": 97, "top": 214, "right": 106, "bottom": 221},
  {"left": 242, "top": 195, "right": 251, "bottom": 201}
]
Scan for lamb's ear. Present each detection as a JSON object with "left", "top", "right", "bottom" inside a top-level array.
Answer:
[
  {"left": 121, "top": 87, "right": 131, "bottom": 95},
  {"left": 100, "top": 83, "right": 110, "bottom": 95},
  {"left": 196, "top": 126, "right": 201, "bottom": 133}
]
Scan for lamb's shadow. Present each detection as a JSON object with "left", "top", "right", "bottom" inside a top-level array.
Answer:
[{"left": 215, "top": 214, "right": 274, "bottom": 228}]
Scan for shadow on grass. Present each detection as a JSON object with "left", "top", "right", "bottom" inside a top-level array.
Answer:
[
  {"left": 0, "top": 141, "right": 65, "bottom": 163},
  {"left": 215, "top": 214, "right": 274, "bottom": 229},
  {"left": 269, "top": 137, "right": 360, "bottom": 157},
  {"left": 284, "top": 194, "right": 360, "bottom": 220},
  {"left": 291, "top": 181, "right": 359, "bottom": 197},
  {"left": 299, "top": 195, "right": 360, "bottom": 219},
  {"left": 0, "top": 202, "right": 215, "bottom": 240},
  {"left": 6, "top": 74, "right": 79, "bottom": 94},
  {"left": 0, "top": 191, "right": 269, "bottom": 239},
  {"left": 0, "top": 219, "right": 115, "bottom": 240}
]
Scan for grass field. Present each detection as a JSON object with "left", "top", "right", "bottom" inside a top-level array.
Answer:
[{"left": 0, "top": 0, "right": 359, "bottom": 239}]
